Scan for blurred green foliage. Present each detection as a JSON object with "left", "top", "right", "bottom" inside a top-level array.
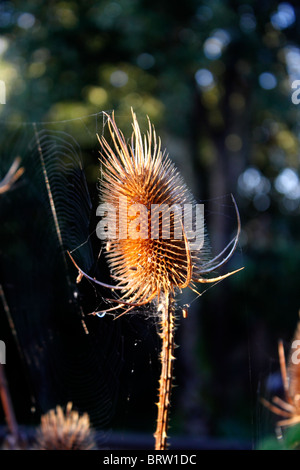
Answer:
[
  {"left": 259, "top": 423, "right": 300, "bottom": 450},
  {"left": 1, "top": 0, "right": 300, "bottom": 449}
]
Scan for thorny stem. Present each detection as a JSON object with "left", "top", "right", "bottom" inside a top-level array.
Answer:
[{"left": 154, "top": 291, "right": 176, "bottom": 450}]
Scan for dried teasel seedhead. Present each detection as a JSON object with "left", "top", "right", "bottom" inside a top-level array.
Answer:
[
  {"left": 35, "top": 402, "right": 97, "bottom": 450},
  {"left": 97, "top": 109, "right": 241, "bottom": 310},
  {"left": 99, "top": 109, "right": 202, "bottom": 304}
]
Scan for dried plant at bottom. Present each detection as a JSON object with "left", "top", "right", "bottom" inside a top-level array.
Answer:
[
  {"left": 35, "top": 402, "right": 97, "bottom": 450},
  {"left": 68, "top": 109, "right": 242, "bottom": 450},
  {"left": 262, "top": 319, "right": 300, "bottom": 430}
]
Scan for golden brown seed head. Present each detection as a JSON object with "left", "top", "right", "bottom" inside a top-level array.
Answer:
[{"left": 98, "top": 109, "right": 209, "bottom": 305}]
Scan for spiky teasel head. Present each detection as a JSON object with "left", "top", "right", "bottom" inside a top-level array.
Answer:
[
  {"left": 35, "top": 402, "right": 97, "bottom": 450},
  {"left": 97, "top": 109, "right": 241, "bottom": 311}
]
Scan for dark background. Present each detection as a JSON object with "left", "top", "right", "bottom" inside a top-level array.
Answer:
[{"left": 1, "top": 0, "right": 300, "bottom": 450}]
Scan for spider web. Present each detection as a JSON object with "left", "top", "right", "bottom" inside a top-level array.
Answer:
[
  {"left": 0, "top": 113, "right": 127, "bottom": 442},
  {"left": 0, "top": 112, "right": 253, "bottom": 450}
]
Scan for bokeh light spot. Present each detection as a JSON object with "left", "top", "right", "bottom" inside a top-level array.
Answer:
[
  {"left": 17, "top": 12, "right": 35, "bottom": 29},
  {"left": 195, "top": 69, "right": 214, "bottom": 89},
  {"left": 271, "top": 3, "right": 295, "bottom": 30},
  {"left": 225, "top": 134, "right": 242, "bottom": 152},
  {"left": 203, "top": 29, "right": 230, "bottom": 60},
  {"left": 87, "top": 86, "right": 108, "bottom": 106},
  {"left": 110, "top": 70, "right": 128, "bottom": 88},
  {"left": 137, "top": 53, "right": 155, "bottom": 70},
  {"left": 253, "top": 194, "right": 271, "bottom": 211},
  {"left": 275, "top": 168, "right": 299, "bottom": 196},
  {"left": 259, "top": 72, "right": 277, "bottom": 90}
]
